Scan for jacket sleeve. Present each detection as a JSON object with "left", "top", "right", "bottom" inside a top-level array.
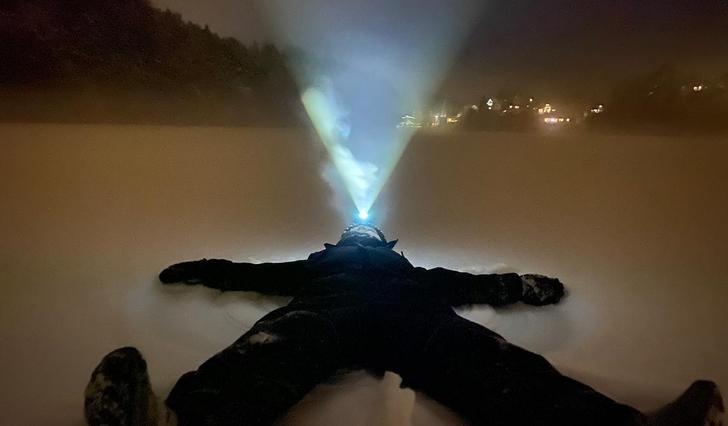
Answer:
[
  {"left": 412, "top": 267, "right": 524, "bottom": 307},
  {"left": 159, "top": 259, "right": 311, "bottom": 296}
]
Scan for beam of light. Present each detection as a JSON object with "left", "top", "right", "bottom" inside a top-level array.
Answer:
[{"left": 261, "top": 1, "right": 484, "bottom": 218}]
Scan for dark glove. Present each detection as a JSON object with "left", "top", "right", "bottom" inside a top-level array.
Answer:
[
  {"left": 159, "top": 259, "right": 231, "bottom": 285},
  {"left": 521, "top": 274, "right": 565, "bottom": 306}
]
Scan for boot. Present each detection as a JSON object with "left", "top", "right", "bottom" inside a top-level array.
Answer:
[
  {"left": 648, "top": 380, "right": 724, "bottom": 426},
  {"left": 84, "top": 347, "right": 158, "bottom": 426}
]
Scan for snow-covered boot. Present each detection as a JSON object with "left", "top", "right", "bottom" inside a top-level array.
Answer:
[
  {"left": 84, "top": 347, "right": 158, "bottom": 426},
  {"left": 648, "top": 380, "right": 724, "bottom": 426}
]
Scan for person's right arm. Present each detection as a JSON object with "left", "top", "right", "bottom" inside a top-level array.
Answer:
[{"left": 159, "top": 259, "right": 310, "bottom": 296}]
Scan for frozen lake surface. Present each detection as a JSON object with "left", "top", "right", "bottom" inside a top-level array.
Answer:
[{"left": 1, "top": 124, "right": 726, "bottom": 424}]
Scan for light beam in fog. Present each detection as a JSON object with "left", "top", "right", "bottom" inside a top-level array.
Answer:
[{"left": 261, "top": 0, "right": 484, "bottom": 218}]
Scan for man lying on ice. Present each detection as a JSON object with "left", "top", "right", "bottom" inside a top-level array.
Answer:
[{"left": 84, "top": 224, "right": 724, "bottom": 426}]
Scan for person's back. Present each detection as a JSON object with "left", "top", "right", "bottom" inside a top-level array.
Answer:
[
  {"left": 299, "top": 240, "right": 420, "bottom": 303},
  {"left": 84, "top": 225, "right": 724, "bottom": 426}
]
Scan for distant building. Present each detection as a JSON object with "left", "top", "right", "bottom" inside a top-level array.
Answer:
[
  {"left": 430, "top": 112, "right": 447, "bottom": 127},
  {"left": 583, "top": 104, "right": 605, "bottom": 119},
  {"left": 480, "top": 94, "right": 536, "bottom": 113},
  {"left": 538, "top": 103, "right": 555, "bottom": 115},
  {"left": 589, "top": 104, "right": 605, "bottom": 114},
  {"left": 481, "top": 96, "right": 501, "bottom": 111},
  {"left": 512, "top": 94, "right": 534, "bottom": 110},
  {"left": 397, "top": 114, "right": 422, "bottom": 129}
]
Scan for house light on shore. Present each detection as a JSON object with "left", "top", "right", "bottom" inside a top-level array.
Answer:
[
  {"left": 544, "top": 116, "right": 571, "bottom": 124},
  {"left": 538, "top": 103, "right": 554, "bottom": 115}
]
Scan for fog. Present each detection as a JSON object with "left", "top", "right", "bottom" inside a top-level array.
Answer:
[{"left": 0, "top": 124, "right": 726, "bottom": 425}]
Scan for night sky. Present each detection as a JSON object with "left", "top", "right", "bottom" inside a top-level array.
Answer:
[{"left": 152, "top": 0, "right": 728, "bottom": 102}]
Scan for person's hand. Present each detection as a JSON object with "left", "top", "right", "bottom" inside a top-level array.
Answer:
[
  {"left": 521, "top": 274, "right": 565, "bottom": 306},
  {"left": 159, "top": 259, "right": 229, "bottom": 285}
]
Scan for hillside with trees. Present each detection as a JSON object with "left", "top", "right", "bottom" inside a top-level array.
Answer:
[{"left": 0, "top": 0, "right": 302, "bottom": 125}]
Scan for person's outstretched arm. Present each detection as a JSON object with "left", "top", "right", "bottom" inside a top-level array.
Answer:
[
  {"left": 159, "top": 259, "right": 310, "bottom": 296},
  {"left": 412, "top": 267, "right": 565, "bottom": 307}
]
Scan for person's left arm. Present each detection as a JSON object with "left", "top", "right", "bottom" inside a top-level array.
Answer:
[{"left": 412, "top": 267, "right": 565, "bottom": 307}]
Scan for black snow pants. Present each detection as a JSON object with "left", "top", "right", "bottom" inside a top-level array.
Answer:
[{"left": 166, "top": 300, "right": 645, "bottom": 426}]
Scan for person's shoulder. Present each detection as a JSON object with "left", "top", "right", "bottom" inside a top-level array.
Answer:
[
  {"left": 307, "top": 244, "right": 360, "bottom": 262},
  {"left": 366, "top": 246, "right": 414, "bottom": 269}
]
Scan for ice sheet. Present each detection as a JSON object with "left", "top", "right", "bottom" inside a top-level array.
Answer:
[{"left": 1, "top": 124, "right": 726, "bottom": 424}]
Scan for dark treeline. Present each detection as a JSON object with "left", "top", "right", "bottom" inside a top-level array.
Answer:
[
  {"left": 587, "top": 66, "right": 728, "bottom": 136},
  {"left": 0, "top": 0, "right": 303, "bottom": 125}
]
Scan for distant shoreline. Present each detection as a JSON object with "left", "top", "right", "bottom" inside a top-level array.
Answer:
[{"left": 1, "top": 121, "right": 724, "bottom": 141}]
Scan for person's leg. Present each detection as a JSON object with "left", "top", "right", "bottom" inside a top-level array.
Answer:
[
  {"left": 166, "top": 306, "right": 342, "bottom": 426},
  {"left": 648, "top": 380, "right": 724, "bottom": 426},
  {"left": 85, "top": 346, "right": 176, "bottom": 426},
  {"left": 397, "top": 314, "right": 646, "bottom": 426}
]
